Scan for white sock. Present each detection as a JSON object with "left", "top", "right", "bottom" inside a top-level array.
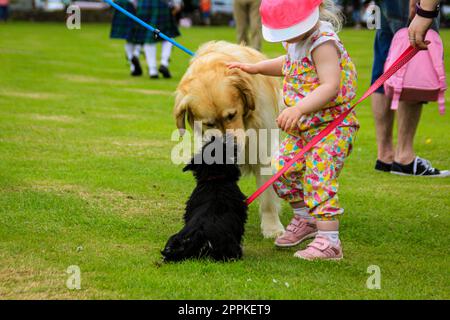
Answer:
[
  {"left": 144, "top": 43, "right": 157, "bottom": 75},
  {"left": 293, "top": 207, "right": 313, "bottom": 221},
  {"left": 124, "top": 42, "right": 134, "bottom": 61},
  {"left": 318, "top": 230, "right": 340, "bottom": 245},
  {"left": 125, "top": 43, "right": 136, "bottom": 72},
  {"left": 133, "top": 44, "right": 142, "bottom": 58},
  {"left": 160, "top": 41, "right": 173, "bottom": 67}
]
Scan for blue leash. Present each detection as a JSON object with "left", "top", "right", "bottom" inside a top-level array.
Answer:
[{"left": 103, "top": 0, "right": 195, "bottom": 56}]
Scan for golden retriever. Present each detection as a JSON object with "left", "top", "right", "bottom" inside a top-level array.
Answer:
[{"left": 173, "top": 41, "right": 284, "bottom": 238}]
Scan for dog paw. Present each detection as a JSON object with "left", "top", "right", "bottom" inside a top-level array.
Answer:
[{"left": 261, "top": 221, "right": 285, "bottom": 239}]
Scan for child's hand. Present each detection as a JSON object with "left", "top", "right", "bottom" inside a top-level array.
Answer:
[
  {"left": 276, "top": 106, "right": 303, "bottom": 132},
  {"left": 227, "top": 62, "right": 260, "bottom": 74}
]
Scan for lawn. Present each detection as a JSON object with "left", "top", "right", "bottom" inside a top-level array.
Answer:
[{"left": 0, "top": 22, "right": 449, "bottom": 300}]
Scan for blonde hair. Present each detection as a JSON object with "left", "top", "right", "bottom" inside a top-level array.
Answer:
[{"left": 319, "top": 0, "right": 344, "bottom": 33}]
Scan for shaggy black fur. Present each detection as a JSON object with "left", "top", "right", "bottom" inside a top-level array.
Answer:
[{"left": 161, "top": 136, "right": 248, "bottom": 262}]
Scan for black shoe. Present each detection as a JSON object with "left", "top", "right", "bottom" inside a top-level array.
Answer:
[
  {"left": 130, "top": 56, "right": 142, "bottom": 76},
  {"left": 150, "top": 74, "right": 159, "bottom": 79},
  {"left": 391, "top": 157, "right": 450, "bottom": 177},
  {"left": 158, "top": 65, "right": 172, "bottom": 78},
  {"left": 375, "top": 160, "right": 393, "bottom": 172}
]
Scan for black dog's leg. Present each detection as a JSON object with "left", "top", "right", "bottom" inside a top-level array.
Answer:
[{"left": 161, "top": 226, "right": 210, "bottom": 262}]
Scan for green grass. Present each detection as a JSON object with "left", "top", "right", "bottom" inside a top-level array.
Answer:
[{"left": 0, "top": 22, "right": 449, "bottom": 300}]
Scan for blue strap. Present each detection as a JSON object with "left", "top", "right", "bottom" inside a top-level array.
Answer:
[{"left": 103, "top": 0, "right": 195, "bottom": 56}]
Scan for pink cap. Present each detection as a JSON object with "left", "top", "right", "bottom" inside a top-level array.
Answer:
[{"left": 260, "top": 0, "right": 322, "bottom": 42}]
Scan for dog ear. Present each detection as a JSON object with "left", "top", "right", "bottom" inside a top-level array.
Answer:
[
  {"left": 228, "top": 70, "right": 255, "bottom": 116},
  {"left": 174, "top": 91, "right": 189, "bottom": 136}
]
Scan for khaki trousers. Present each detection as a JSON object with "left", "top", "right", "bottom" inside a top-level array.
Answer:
[{"left": 233, "top": 0, "right": 262, "bottom": 51}]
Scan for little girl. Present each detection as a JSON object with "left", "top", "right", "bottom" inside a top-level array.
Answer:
[{"left": 228, "top": 0, "right": 359, "bottom": 260}]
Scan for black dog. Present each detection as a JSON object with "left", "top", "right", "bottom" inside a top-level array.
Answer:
[{"left": 161, "top": 136, "right": 248, "bottom": 262}]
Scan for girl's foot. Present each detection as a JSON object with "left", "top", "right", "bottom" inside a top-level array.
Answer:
[
  {"left": 294, "top": 235, "right": 343, "bottom": 261},
  {"left": 274, "top": 215, "right": 317, "bottom": 247}
]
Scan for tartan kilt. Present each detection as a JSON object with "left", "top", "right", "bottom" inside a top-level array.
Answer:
[
  {"left": 110, "top": 0, "right": 137, "bottom": 40},
  {"left": 130, "top": 0, "right": 180, "bottom": 44}
]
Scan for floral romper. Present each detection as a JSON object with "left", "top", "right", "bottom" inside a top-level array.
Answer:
[{"left": 272, "top": 22, "right": 359, "bottom": 221}]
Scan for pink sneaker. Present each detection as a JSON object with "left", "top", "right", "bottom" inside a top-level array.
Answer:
[
  {"left": 274, "top": 216, "right": 317, "bottom": 248},
  {"left": 294, "top": 235, "right": 343, "bottom": 261}
]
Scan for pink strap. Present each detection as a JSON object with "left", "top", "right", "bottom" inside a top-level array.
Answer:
[
  {"left": 391, "top": 88, "right": 402, "bottom": 110},
  {"left": 425, "top": 35, "right": 446, "bottom": 115},
  {"left": 438, "top": 90, "right": 445, "bottom": 115},
  {"left": 245, "top": 46, "right": 420, "bottom": 206},
  {"left": 438, "top": 75, "right": 446, "bottom": 115}
]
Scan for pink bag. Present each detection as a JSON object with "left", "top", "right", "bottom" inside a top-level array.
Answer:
[{"left": 384, "top": 28, "right": 446, "bottom": 115}]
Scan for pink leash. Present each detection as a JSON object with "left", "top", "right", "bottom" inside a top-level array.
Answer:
[{"left": 246, "top": 45, "right": 420, "bottom": 206}]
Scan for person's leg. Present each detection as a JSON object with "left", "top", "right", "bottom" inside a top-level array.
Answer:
[
  {"left": 272, "top": 136, "right": 317, "bottom": 247},
  {"left": 125, "top": 42, "right": 134, "bottom": 61},
  {"left": 289, "top": 200, "right": 312, "bottom": 220},
  {"left": 395, "top": 101, "right": 422, "bottom": 165},
  {"left": 133, "top": 44, "right": 142, "bottom": 58},
  {"left": 143, "top": 43, "right": 158, "bottom": 78},
  {"left": 352, "top": 1, "right": 362, "bottom": 29},
  {"left": 0, "top": 6, "right": 6, "bottom": 21},
  {"left": 370, "top": 8, "right": 396, "bottom": 170},
  {"left": 271, "top": 136, "right": 305, "bottom": 206},
  {"left": 159, "top": 41, "right": 173, "bottom": 78},
  {"left": 160, "top": 41, "right": 172, "bottom": 67},
  {"left": 295, "top": 127, "right": 357, "bottom": 260},
  {"left": 129, "top": 42, "right": 143, "bottom": 76},
  {"left": 391, "top": 102, "right": 449, "bottom": 177},
  {"left": 372, "top": 93, "right": 395, "bottom": 164},
  {"left": 248, "top": 0, "right": 262, "bottom": 51},
  {"left": 233, "top": 0, "right": 249, "bottom": 46},
  {"left": 296, "top": 152, "right": 343, "bottom": 260}
]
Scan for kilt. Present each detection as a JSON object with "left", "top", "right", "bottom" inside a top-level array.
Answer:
[
  {"left": 131, "top": 0, "right": 180, "bottom": 44},
  {"left": 110, "top": 0, "right": 137, "bottom": 41}
]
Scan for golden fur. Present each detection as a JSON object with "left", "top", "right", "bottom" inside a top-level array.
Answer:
[{"left": 173, "top": 41, "right": 284, "bottom": 238}]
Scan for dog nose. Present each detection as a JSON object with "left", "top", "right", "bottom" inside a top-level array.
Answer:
[{"left": 228, "top": 130, "right": 246, "bottom": 149}]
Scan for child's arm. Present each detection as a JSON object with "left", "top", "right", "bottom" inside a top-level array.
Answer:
[
  {"left": 227, "top": 56, "right": 285, "bottom": 76},
  {"left": 277, "top": 41, "right": 341, "bottom": 131}
]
